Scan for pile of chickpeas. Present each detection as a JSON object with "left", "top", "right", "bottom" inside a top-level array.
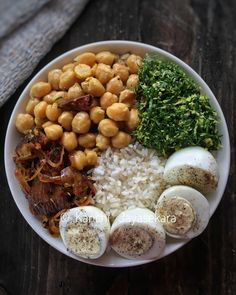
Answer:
[{"left": 15, "top": 51, "right": 141, "bottom": 170}]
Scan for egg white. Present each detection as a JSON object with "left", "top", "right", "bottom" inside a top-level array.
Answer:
[
  {"left": 59, "top": 206, "right": 110, "bottom": 259},
  {"left": 110, "top": 208, "right": 166, "bottom": 260},
  {"left": 156, "top": 185, "right": 210, "bottom": 239},
  {"left": 164, "top": 146, "right": 218, "bottom": 193}
]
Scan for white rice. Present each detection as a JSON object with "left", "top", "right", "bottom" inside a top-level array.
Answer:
[{"left": 91, "top": 142, "right": 167, "bottom": 221}]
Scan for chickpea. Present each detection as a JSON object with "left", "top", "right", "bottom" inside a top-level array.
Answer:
[
  {"left": 96, "top": 51, "right": 115, "bottom": 65},
  {"left": 58, "top": 111, "right": 74, "bottom": 131},
  {"left": 68, "top": 83, "right": 84, "bottom": 99},
  {"left": 85, "top": 149, "right": 97, "bottom": 166},
  {"left": 126, "top": 74, "right": 139, "bottom": 89},
  {"left": 78, "top": 133, "right": 96, "bottom": 148},
  {"left": 74, "top": 64, "right": 92, "bottom": 80},
  {"left": 51, "top": 91, "right": 68, "bottom": 103},
  {"left": 44, "top": 124, "right": 63, "bottom": 140},
  {"left": 100, "top": 92, "right": 118, "bottom": 110},
  {"left": 96, "top": 133, "right": 110, "bottom": 150},
  {"left": 119, "top": 89, "right": 135, "bottom": 107},
  {"left": 30, "top": 82, "right": 51, "bottom": 98},
  {"left": 62, "top": 63, "right": 75, "bottom": 72},
  {"left": 46, "top": 103, "right": 62, "bottom": 121},
  {"left": 126, "top": 54, "right": 141, "bottom": 74},
  {"left": 25, "top": 98, "right": 40, "bottom": 115},
  {"left": 113, "top": 63, "right": 129, "bottom": 82},
  {"left": 98, "top": 119, "right": 119, "bottom": 137},
  {"left": 111, "top": 131, "right": 131, "bottom": 148},
  {"left": 70, "top": 151, "right": 88, "bottom": 170},
  {"left": 48, "top": 69, "right": 62, "bottom": 90},
  {"left": 74, "top": 52, "right": 96, "bottom": 66},
  {"left": 72, "top": 112, "right": 91, "bottom": 134},
  {"left": 42, "top": 121, "right": 53, "bottom": 129},
  {"left": 81, "top": 77, "right": 105, "bottom": 97},
  {"left": 90, "top": 106, "right": 105, "bottom": 124},
  {"left": 91, "top": 63, "right": 98, "bottom": 76},
  {"left": 43, "top": 91, "right": 57, "bottom": 104},
  {"left": 59, "top": 69, "right": 77, "bottom": 90},
  {"left": 106, "top": 103, "right": 129, "bottom": 121},
  {"left": 95, "top": 63, "right": 114, "bottom": 84},
  {"left": 61, "top": 132, "right": 78, "bottom": 152},
  {"left": 15, "top": 113, "right": 34, "bottom": 134},
  {"left": 34, "top": 101, "right": 48, "bottom": 119},
  {"left": 126, "top": 108, "right": 139, "bottom": 130},
  {"left": 34, "top": 117, "right": 46, "bottom": 127},
  {"left": 106, "top": 76, "right": 124, "bottom": 95}
]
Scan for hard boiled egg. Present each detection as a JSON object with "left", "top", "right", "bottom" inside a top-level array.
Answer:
[
  {"left": 59, "top": 206, "right": 110, "bottom": 259},
  {"left": 110, "top": 208, "right": 165, "bottom": 260},
  {"left": 164, "top": 146, "right": 218, "bottom": 193},
  {"left": 155, "top": 185, "right": 210, "bottom": 239}
]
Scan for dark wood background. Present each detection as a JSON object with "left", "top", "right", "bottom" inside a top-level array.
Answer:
[{"left": 0, "top": 0, "right": 235, "bottom": 294}]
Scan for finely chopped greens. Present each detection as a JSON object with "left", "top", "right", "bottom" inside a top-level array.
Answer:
[{"left": 134, "top": 54, "right": 221, "bottom": 156}]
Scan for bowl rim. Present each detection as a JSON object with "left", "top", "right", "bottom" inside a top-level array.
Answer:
[{"left": 4, "top": 40, "right": 231, "bottom": 267}]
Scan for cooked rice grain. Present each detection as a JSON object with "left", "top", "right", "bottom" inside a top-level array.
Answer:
[{"left": 92, "top": 143, "right": 167, "bottom": 221}]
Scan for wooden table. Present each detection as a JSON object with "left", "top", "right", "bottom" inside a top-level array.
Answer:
[{"left": 0, "top": 0, "right": 235, "bottom": 294}]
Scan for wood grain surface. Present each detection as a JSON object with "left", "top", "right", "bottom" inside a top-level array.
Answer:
[{"left": 0, "top": 0, "right": 235, "bottom": 294}]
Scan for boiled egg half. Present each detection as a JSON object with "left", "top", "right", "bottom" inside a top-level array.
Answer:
[
  {"left": 110, "top": 208, "right": 165, "bottom": 260},
  {"left": 164, "top": 146, "right": 218, "bottom": 193},
  {"left": 59, "top": 206, "right": 110, "bottom": 259},
  {"left": 155, "top": 185, "right": 210, "bottom": 239}
]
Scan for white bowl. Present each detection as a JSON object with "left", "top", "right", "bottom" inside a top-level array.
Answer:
[{"left": 4, "top": 41, "right": 230, "bottom": 267}]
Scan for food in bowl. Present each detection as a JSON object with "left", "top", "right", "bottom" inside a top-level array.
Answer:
[{"left": 11, "top": 46, "right": 222, "bottom": 262}]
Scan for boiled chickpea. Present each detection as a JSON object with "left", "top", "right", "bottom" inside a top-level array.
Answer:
[
  {"left": 78, "top": 133, "right": 96, "bottom": 148},
  {"left": 111, "top": 131, "right": 131, "bottom": 148},
  {"left": 106, "top": 103, "right": 129, "bottom": 121},
  {"left": 70, "top": 151, "right": 88, "bottom": 170},
  {"left": 91, "top": 63, "right": 98, "bottom": 76},
  {"left": 100, "top": 92, "right": 118, "bottom": 110},
  {"left": 90, "top": 106, "right": 105, "bottom": 124},
  {"left": 113, "top": 63, "right": 129, "bottom": 82},
  {"left": 72, "top": 112, "right": 91, "bottom": 134},
  {"left": 68, "top": 83, "right": 84, "bottom": 99},
  {"left": 43, "top": 91, "right": 57, "bottom": 104},
  {"left": 96, "top": 133, "right": 110, "bottom": 150},
  {"left": 25, "top": 98, "right": 40, "bottom": 115},
  {"left": 126, "top": 54, "right": 141, "bottom": 74},
  {"left": 59, "top": 69, "right": 77, "bottom": 90},
  {"left": 126, "top": 108, "right": 139, "bottom": 130},
  {"left": 44, "top": 124, "right": 63, "bottom": 140},
  {"left": 34, "top": 117, "right": 46, "bottom": 127},
  {"left": 15, "top": 113, "right": 34, "bottom": 134},
  {"left": 126, "top": 74, "right": 139, "bottom": 89},
  {"left": 106, "top": 76, "right": 124, "bottom": 95},
  {"left": 119, "top": 89, "right": 135, "bottom": 107},
  {"left": 61, "top": 132, "right": 78, "bottom": 152},
  {"left": 42, "top": 121, "right": 53, "bottom": 129},
  {"left": 53, "top": 91, "right": 68, "bottom": 102},
  {"left": 46, "top": 103, "right": 62, "bottom": 121},
  {"left": 58, "top": 111, "right": 74, "bottom": 131},
  {"left": 74, "top": 64, "right": 92, "bottom": 80},
  {"left": 96, "top": 51, "right": 115, "bottom": 65},
  {"left": 48, "top": 69, "right": 62, "bottom": 90},
  {"left": 98, "top": 119, "right": 119, "bottom": 137},
  {"left": 74, "top": 52, "right": 96, "bottom": 66},
  {"left": 95, "top": 63, "right": 114, "bottom": 84},
  {"left": 62, "top": 63, "right": 75, "bottom": 72},
  {"left": 85, "top": 149, "right": 97, "bottom": 166},
  {"left": 81, "top": 77, "right": 105, "bottom": 97},
  {"left": 30, "top": 82, "right": 51, "bottom": 98},
  {"left": 34, "top": 101, "right": 48, "bottom": 119}
]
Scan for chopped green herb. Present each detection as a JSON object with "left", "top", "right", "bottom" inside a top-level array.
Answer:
[{"left": 134, "top": 54, "right": 221, "bottom": 156}]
